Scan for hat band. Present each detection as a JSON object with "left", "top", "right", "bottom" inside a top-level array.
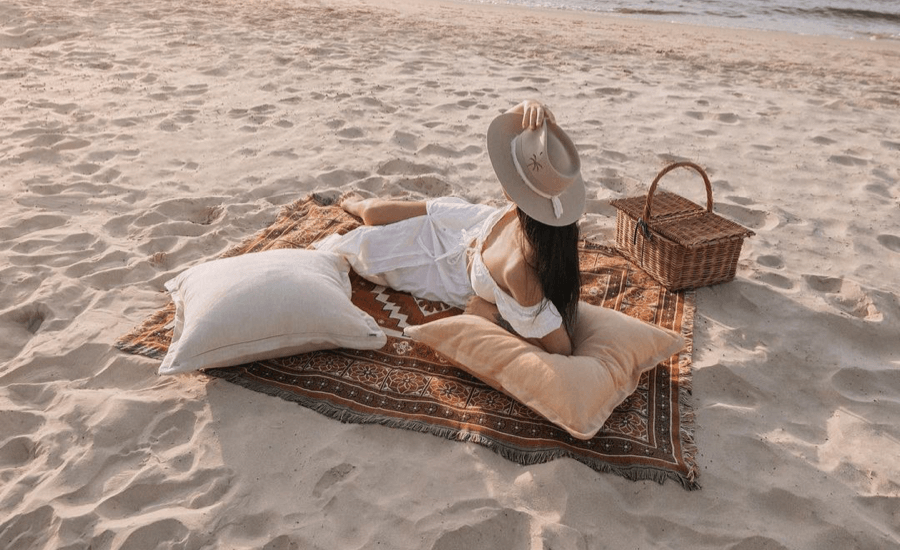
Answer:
[{"left": 510, "top": 137, "right": 564, "bottom": 220}]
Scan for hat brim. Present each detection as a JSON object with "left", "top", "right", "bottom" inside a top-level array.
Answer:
[{"left": 487, "top": 112, "right": 585, "bottom": 227}]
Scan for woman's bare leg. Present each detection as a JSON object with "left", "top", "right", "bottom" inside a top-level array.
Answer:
[{"left": 341, "top": 195, "right": 427, "bottom": 226}]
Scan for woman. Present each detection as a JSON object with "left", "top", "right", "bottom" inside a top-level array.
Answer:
[{"left": 319, "top": 100, "right": 585, "bottom": 355}]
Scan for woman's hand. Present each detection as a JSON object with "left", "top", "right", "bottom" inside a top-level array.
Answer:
[
  {"left": 506, "top": 100, "right": 557, "bottom": 130},
  {"left": 465, "top": 296, "right": 520, "bottom": 334},
  {"left": 538, "top": 326, "right": 573, "bottom": 356},
  {"left": 464, "top": 295, "right": 500, "bottom": 321}
]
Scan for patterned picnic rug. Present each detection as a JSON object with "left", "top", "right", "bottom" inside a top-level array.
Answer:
[{"left": 117, "top": 195, "right": 699, "bottom": 489}]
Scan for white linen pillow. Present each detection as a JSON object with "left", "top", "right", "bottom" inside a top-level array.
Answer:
[
  {"left": 404, "top": 302, "right": 684, "bottom": 440},
  {"left": 159, "top": 248, "right": 386, "bottom": 375}
]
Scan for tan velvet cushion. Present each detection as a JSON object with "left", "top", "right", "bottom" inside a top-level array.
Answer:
[
  {"left": 159, "top": 249, "right": 387, "bottom": 375},
  {"left": 404, "top": 302, "right": 684, "bottom": 440}
]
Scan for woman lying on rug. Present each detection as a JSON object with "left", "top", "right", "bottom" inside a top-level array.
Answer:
[{"left": 317, "top": 100, "right": 585, "bottom": 356}]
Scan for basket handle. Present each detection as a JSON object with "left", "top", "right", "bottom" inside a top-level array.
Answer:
[{"left": 642, "top": 161, "right": 714, "bottom": 221}]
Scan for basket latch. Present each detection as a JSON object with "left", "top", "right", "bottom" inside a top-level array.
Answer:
[{"left": 633, "top": 218, "right": 654, "bottom": 245}]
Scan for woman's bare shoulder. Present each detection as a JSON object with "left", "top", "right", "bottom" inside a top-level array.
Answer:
[{"left": 502, "top": 255, "right": 543, "bottom": 308}]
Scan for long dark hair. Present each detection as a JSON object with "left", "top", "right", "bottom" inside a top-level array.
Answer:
[{"left": 516, "top": 207, "right": 581, "bottom": 333}]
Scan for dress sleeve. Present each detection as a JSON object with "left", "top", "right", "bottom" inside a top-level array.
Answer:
[{"left": 493, "top": 290, "right": 563, "bottom": 339}]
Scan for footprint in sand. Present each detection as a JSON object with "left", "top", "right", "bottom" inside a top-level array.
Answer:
[
  {"left": 400, "top": 175, "right": 452, "bottom": 197},
  {"left": 418, "top": 143, "right": 481, "bottom": 158},
  {"left": 72, "top": 162, "right": 102, "bottom": 175},
  {"left": 377, "top": 158, "right": 439, "bottom": 177},
  {"left": 600, "top": 149, "right": 629, "bottom": 163},
  {"left": 811, "top": 135, "right": 836, "bottom": 145},
  {"left": 54, "top": 138, "right": 90, "bottom": 152},
  {"left": 714, "top": 202, "right": 770, "bottom": 230},
  {"left": 92, "top": 168, "right": 121, "bottom": 184},
  {"left": 756, "top": 254, "right": 785, "bottom": 269},
  {"left": 434, "top": 101, "right": 471, "bottom": 112},
  {"left": 316, "top": 169, "right": 369, "bottom": 187},
  {"left": 391, "top": 130, "right": 420, "bottom": 151},
  {"left": 269, "top": 148, "right": 299, "bottom": 159},
  {"left": 725, "top": 194, "right": 755, "bottom": 206},
  {"left": 158, "top": 119, "right": 180, "bottom": 132},
  {"left": 595, "top": 87, "right": 626, "bottom": 97},
  {"left": 250, "top": 104, "right": 276, "bottom": 115},
  {"left": 803, "top": 275, "right": 881, "bottom": 321},
  {"left": 831, "top": 367, "right": 900, "bottom": 404},
  {"left": 0, "top": 303, "right": 52, "bottom": 362},
  {"left": 175, "top": 109, "right": 197, "bottom": 124},
  {"left": 828, "top": 155, "right": 868, "bottom": 166},
  {"left": 876, "top": 234, "right": 900, "bottom": 253},
  {"left": 24, "top": 133, "right": 66, "bottom": 148},
  {"left": 312, "top": 463, "right": 356, "bottom": 498},
  {"left": 752, "top": 253, "right": 793, "bottom": 289},
  {"left": 864, "top": 183, "right": 891, "bottom": 198},
  {"left": 112, "top": 116, "right": 141, "bottom": 127},
  {"left": 716, "top": 113, "right": 740, "bottom": 124},
  {"left": 695, "top": 363, "right": 765, "bottom": 408},
  {"left": 176, "top": 83, "right": 208, "bottom": 97},
  {"left": 756, "top": 272, "right": 793, "bottom": 290},
  {"left": 31, "top": 100, "right": 77, "bottom": 115},
  {"left": 598, "top": 175, "right": 626, "bottom": 193},
  {"left": 0, "top": 433, "right": 40, "bottom": 469},
  {"left": 337, "top": 127, "right": 365, "bottom": 139}
]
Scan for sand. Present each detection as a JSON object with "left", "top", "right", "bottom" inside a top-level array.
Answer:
[{"left": 1, "top": 0, "right": 899, "bottom": 547}]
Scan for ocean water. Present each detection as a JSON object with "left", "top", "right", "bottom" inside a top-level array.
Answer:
[{"left": 460, "top": 0, "right": 900, "bottom": 40}]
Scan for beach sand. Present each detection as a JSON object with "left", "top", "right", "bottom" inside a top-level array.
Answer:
[{"left": 1, "top": 0, "right": 899, "bottom": 547}]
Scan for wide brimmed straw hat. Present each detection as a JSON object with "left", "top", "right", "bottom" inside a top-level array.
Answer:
[{"left": 487, "top": 112, "right": 585, "bottom": 227}]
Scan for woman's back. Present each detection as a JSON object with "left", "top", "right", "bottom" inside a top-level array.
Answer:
[{"left": 477, "top": 208, "right": 543, "bottom": 309}]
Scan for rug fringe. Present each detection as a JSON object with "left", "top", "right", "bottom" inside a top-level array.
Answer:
[
  {"left": 204, "top": 367, "right": 701, "bottom": 490},
  {"left": 675, "top": 290, "right": 701, "bottom": 489},
  {"left": 114, "top": 341, "right": 166, "bottom": 361}
]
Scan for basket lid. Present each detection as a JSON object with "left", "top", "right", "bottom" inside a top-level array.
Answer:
[
  {"left": 652, "top": 211, "right": 755, "bottom": 247},
  {"left": 610, "top": 191, "right": 704, "bottom": 221}
]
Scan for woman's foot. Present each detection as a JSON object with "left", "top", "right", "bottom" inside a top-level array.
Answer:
[{"left": 338, "top": 192, "right": 372, "bottom": 219}]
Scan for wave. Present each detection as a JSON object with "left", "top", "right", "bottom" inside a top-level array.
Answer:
[
  {"left": 614, "top": 8, "right": 686, "bottom": 16},
  {"left": 778, "top": 6, "right": 900, "bottom": 24}
]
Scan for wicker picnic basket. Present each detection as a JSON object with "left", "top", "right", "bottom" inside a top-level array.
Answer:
[{"left": 609, "top": 162, "right": 754, "bottom": 291}]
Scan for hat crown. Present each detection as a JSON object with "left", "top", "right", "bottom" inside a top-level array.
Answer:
[{"left": 513, "top": 123, "right": 581, "bottom": 198}]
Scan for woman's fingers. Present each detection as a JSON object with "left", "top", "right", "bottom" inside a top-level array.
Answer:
[
  {"left": 543, "top": 106, "right": 557, "bottom": 125},
  {"left": 520, "top": 106, "right": 533, "bottom": 129},
  {"left": 532, "top": 105, "right": 544, "bottom": 128},
  {"left": 520, "top": 102, "right": 555, "bottom": 129}
]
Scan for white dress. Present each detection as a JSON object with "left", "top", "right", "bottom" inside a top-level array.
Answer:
[{"left": 316, "top": 197, "right": 563, "bottom": 338}]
